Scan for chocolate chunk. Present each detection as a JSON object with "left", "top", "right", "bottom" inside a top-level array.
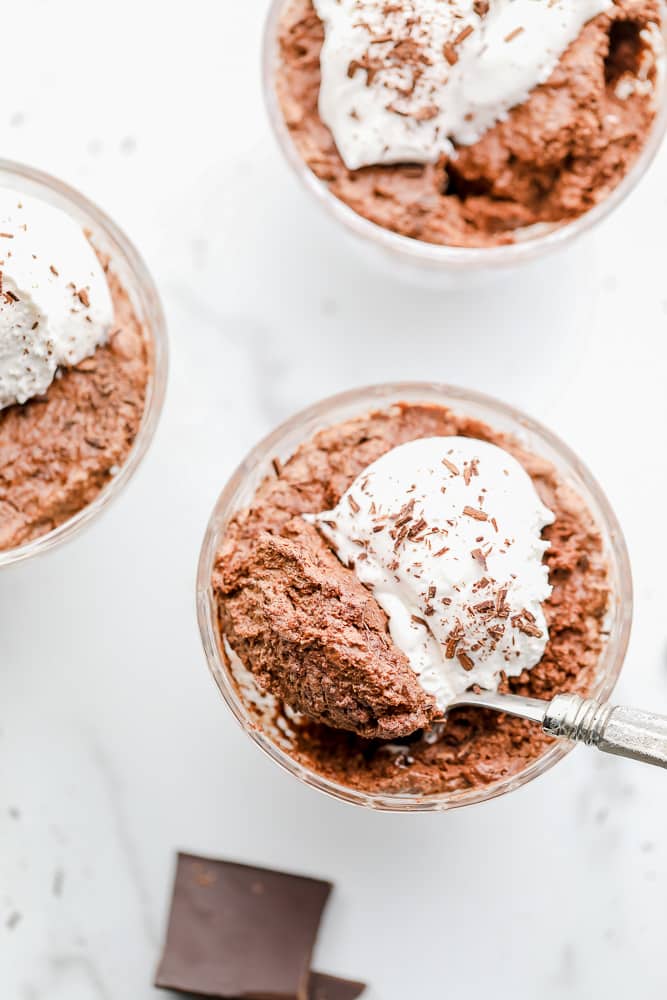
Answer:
[
  {"left": 155, "top": 853, "right": 332, "bottom": 999},
  {"left": 309, "top": 972, "right": 366, "bottom": 1000}
]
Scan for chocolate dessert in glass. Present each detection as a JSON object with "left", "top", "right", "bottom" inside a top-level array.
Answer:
[
  {"left": 264, "top": 0, "right": 667, "bottom": 279},
  {"left": 198, "top": 384, "right": 632, "bottom": 811},
  {"left": 0, "top": 162, "right": 167, "bottom": 567}
]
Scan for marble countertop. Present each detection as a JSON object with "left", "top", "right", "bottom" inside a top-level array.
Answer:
[{"left": 2, "top": 3, "right": 667, "bottom": 998}]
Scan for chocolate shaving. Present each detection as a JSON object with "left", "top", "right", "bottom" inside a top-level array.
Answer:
[
  {"left": 455, "top": 25, "right": 474, "bottom": 45},
  {"left": 442, "top": 458, "right": 460, "bottom": 476},
  {"left": 393, "top": 498, "right": 416, "bottom": 527},
  {"left": 471, "top": 548, "right": 488, "bottom": 571},
  {"left": 348, "top": 55, "right": 383, "bottom": 86},
  {"left": 463, "top": 506, "right": 488, "bottom": 522},
  {"left": 505, "top": 26, "right": 525, "bottom": 43},
  {"left": 473, "top": 600, "right": 495, "bottom": 614},
  {"left": 443, "top": 43, "right": 458, "bottom": 66},
  {"left": 393, "top": 524, "right": 410, "bottom": 552},
  {"left": 496, "top": 586, "right": 510, "bottom": 618},
  {"left": 445, "top": 621, "right": 465, "bottom": 659},
  {"left": 413, "top": 104, "right": 439, "bottom": 122},
  {"left": 407, "top": 516, "right": 428, "bottom": 540},
  {"left": 463, "top": 458, "right": 479, "bottom": 486},
  {"left": 512, "top": 614, "right": 543, "bottom": 639},
  {"left": 457, "top": 652, "right": 474, "bottom": 672}
]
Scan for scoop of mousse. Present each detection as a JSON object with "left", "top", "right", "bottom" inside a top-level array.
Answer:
[{"left": 217, "top": 516, "right": 436, "bottom": 739}]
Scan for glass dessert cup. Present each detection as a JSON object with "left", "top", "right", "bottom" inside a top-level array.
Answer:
[
  {"left": 263, "top": 0, "right": 667, "bottom": 285},
  {"left": 0, "top": 161, "right": 168, "bottom": 569},
  {"left": 197, "top": 383, "right": 633, "bottom": 812}
]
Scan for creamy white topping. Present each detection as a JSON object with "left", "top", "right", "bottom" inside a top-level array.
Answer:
[
  {"left": 0, "top": 189, "right": 114, "bottom": 410},
  {"left": 314, "top": 0, "right": 613, "bottom": 169},
  {"left": 307, "top": 437, "right": 555, "bottom": 711}
]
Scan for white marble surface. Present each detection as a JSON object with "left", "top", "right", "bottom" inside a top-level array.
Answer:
[{"left": 1, "top": 2, "right": 667, "bottom": 998}]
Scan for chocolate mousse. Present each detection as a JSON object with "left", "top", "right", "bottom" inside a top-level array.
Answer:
[
  {"left": 220, "top": 517, "right": 434, "bottom": 740},
  {"left": 274, "top": 0, "right": 664, "bottom": 248},
  {"left": 0, "top": 263, "right": 149, "bottom": 552},
  {"left": 213, "top": 403, "right": 611, "bottom": 797}
]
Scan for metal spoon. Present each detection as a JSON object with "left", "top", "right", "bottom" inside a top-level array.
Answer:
[{"left": 444, "top": 691, "right": 667, "bottom": 769}]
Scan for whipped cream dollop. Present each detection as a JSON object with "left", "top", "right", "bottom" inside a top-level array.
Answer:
[
  {"left": 0, "top": 189, "right": 114, "bottom": 410},
  {"left": 313, "top": 0, "right": 612, "bottom": 169},
  {"left": 307, "top": 437, "right": 555, "bottom": 711}
]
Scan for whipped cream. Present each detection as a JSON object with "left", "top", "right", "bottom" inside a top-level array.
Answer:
[
  {"left": 307, "top": 437, "right": 555, "bottom": 710},
  {"left": 0, "top": 190, "right": 114, "bottom": 410},
  {"left": 314, "top": 0, "right": 613, "bottom": 169}
]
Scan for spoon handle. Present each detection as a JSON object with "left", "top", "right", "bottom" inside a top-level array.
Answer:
[{"left": 543, "top": 694, "right": 667, "bottom": 770}]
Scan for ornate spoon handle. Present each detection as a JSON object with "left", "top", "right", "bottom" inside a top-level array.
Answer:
[
  {"left": 448, "top": 691, "right": 667, "bottom": 770},
  {"left": 544, "top": 694, "right": 667, "bottom": 769}
]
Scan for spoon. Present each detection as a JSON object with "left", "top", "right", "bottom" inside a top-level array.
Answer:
[{"left": 443, "top": 691, "right": 667, "bottom": 770}]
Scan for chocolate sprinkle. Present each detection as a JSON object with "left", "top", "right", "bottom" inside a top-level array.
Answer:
[
  {"left": 442, "top": 457, "right": 460, "bottom": 476},
  {"left": 458, "top": 651, "right": 475, "bottom": 671},
  {"left": 463, "top": 506, "right": 488, "bottom": 521}
]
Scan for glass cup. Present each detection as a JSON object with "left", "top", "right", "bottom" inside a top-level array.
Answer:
[
  {"left": 263, "top": 1, "right": 667, "bottom": 286},
  {"left": 0, "top": 161, "right": 168, "bottom": 569},
  {"left": 197, "top": 383, "right": 633, "bottom": 812}
]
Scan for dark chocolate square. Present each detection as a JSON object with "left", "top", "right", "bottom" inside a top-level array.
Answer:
[
  {"left": 155, "top": 853, "right": 332, "bottom": 1000},
  {"left": 309, "top": 972, "right": 366, "bottom": 1000}
]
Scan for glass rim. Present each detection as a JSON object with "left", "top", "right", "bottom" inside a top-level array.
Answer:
[
  {"left": 0, "top": 159, "right": 169, "bottom": 569},
  {"left": 197, "top": 382, "right": 634, "bottom": 813},
  {"left": 262, "top": 0, "right": 667, "bottom": 271}
]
